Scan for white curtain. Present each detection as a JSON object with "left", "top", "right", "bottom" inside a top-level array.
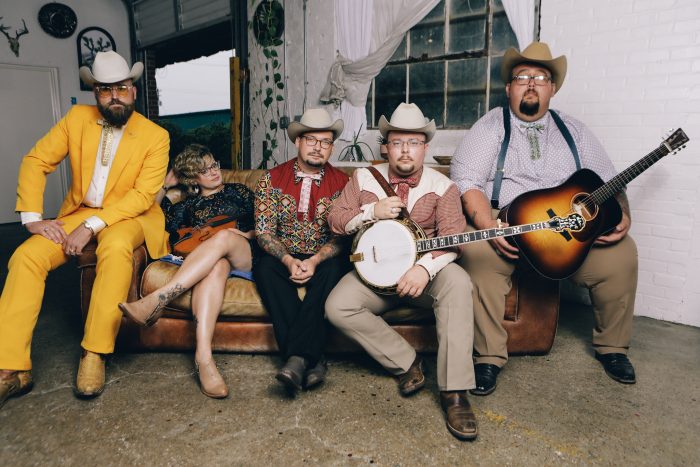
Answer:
[
  {"left": 502, "top": 0, "right": 536, "bottom": 51},
  {"left": 321, "top": 0, "right": 441, "bottom": 141}
]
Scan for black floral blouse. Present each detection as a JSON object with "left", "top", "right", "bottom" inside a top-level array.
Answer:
[{"left": 162, "top": 183, "right": 257, "bottom": 254}]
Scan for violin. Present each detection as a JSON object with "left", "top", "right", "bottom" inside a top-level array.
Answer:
[{"left": 172, "top": 215, "right": 238, "bottom": 256}]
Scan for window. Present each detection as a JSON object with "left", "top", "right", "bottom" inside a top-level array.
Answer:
[{"left": 366, "top": 0, "right": 522, "bottom": 129}]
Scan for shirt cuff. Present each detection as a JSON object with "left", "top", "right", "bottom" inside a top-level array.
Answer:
[
  {"left": 20, "top": 212, "right": 42, "bottom": 225},
  {"left": 84, "top": 216, "right": 107, "bottom": 234},
  {"left": 415, "top": 251, "right": 458, "bottom": 280},
  {"left": 344, "top": 202, "right": 378, "bottom": 234}
]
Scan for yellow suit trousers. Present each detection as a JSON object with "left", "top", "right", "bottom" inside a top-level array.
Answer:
[{"left": 0, "top": 208, "right": 145, "bottom": 370}]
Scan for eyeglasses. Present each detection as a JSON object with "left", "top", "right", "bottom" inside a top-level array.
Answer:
[
  {"left": 388, "top": 139, "right": 426, "bottom": 149},
  {"left": 511, "top": 74, "right": 552, "bottom": 86},
  {"left": 197, "top": 160, "right": 221, "bottom": 175},
  {"left": 94, "top": 84, "right": 133, "bottom": 98},
  {"left": 302, "top": 135, "right": 333, "bottom": 149}
]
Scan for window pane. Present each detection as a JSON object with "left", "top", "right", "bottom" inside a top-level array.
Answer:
[
  {"left": 423, "top": 0, "right": 445, "bottom": 22},
  {"left": 450, "top": 0, "right": 487, "bottom": 16},
  {"left": 409, "top": 62, "right": 444, "bottom": 126},
  {"left": 447, "top": 58, "right": 487, "bottom": 126},
  {"left": 448, "top": 16, "right": 486, "bottom": 53},
  {"left": 491, "top": 13, "right": 518, "bottom": 55},
  {"left": 410, "top": 24, "right": 445, "bottom": 58},
  {"left": 374, "top": 64, "right": 407, "bottom": 126},
  {"left": 391, "top": 36, "right": 407, "bottom": 61}
]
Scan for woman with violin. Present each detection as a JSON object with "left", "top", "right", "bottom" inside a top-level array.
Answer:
[{"left": 119, "top": 144, "right": 258, "bottom": 398}]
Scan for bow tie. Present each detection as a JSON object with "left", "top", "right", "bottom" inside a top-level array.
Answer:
[
  {"left": 520, "top": 123, "right": 545, "bottom": 160},
  {"left": 296, "top": 171, "right": 322, "bottom": 217},
  {"left": 389, "top": 175, "right": 418, "bottom": 206}
]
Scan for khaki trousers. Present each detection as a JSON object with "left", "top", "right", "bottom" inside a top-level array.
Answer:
[
  {"left": 459, "top": 212, "right": 638, "bottom": 367},
  {"left": 326, "top": 263, "right": 475, "bottom": 391},
  {"left": 0, "top": 208, "right": 145, "bottom": 370}
]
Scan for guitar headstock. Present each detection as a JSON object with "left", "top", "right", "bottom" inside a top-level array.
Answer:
[
  {"left": 550, "top": 213, "right": 586, "bottom": 232},
  {"left": 662, "top": 128, "right": 689, "bottom": 154}
]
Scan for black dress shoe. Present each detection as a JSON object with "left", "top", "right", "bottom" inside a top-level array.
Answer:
[
  {"left": 276, "top": 356, "right": 307, "bottom": 392},
  {"left": 595, "top": 353, "right": 636, "bottom": 384},
  {"left": 304, "top": 358, "right": 327, "bottom": 389},
  {"left": 470, "top": 363, "right": 501, "bottom": 396},
  {"left": 440, "top": 391, "right": 478, "bottom": 440},
  {"left": 397, "top": 356, "right": 425, "bottom": 396}
]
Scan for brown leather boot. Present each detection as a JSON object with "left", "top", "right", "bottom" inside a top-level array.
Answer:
[
  {"left": 0, "top": 370, "right": 33, "bottom": 410},
  {"left": 440, "top": 391, "right": 478, "bottom": 440},
  {"left": 396, "top": 356, "right": 425, "bottom": 396}
]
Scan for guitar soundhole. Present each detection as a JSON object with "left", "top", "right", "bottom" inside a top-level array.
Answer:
[{"left": 571, "top": 193, "right": 598, "bottom": 221}]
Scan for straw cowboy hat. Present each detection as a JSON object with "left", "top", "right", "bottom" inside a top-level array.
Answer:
[
  {"left": 500, "top": 42, "right": 567, "bottom": 93},
  {"left": 378, "top": 102, "right": 436, "bottom": 142},
  {"left": 287, "top": 108, "right": 344, "bottom": 142},
  {"left": 79, "top": 51, "right": 144, "bottom": 87}
]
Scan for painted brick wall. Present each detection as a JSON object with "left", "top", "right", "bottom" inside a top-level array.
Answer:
[{"left": 541, "top": 0, "right": 700, "bottom": 326}]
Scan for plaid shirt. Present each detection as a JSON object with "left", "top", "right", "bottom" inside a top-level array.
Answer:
[{"left": 255, "top": 159, "right": 348, "bottom": 255}]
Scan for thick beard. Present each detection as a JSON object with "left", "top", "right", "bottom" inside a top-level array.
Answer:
[
  {"left": 97, "top": 100, "right": 135, "bottom": 127},
  {"left": 519, "top": 99, "right": 540, "bottom": 116}
]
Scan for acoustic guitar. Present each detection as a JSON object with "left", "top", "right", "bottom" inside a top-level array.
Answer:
[
  {"left": 499, "top": 128, "right": 689, "bottom": 280},
  {"left": 172, "top": 215, "right": 238, "bottom": 256}
]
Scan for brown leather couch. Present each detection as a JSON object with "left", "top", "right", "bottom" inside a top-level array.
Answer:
[{"left": 77, "top": 167, "right": 559, "bottom": 356}]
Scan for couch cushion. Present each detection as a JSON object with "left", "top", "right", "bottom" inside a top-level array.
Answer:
[
  {"left": 140, "top": 261, "right": 435, "bottom": 324},
  {"left": 140, "top": 261, "right": 268, "bottom": 320}
]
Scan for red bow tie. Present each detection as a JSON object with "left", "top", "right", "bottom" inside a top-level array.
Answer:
[{"left": 389, "top": 175, "right": 418, "bottom": 205}]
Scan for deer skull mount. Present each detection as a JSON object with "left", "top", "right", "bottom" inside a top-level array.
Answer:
[{"left": 0, "top": 18, "right": 29, "bottom": 57}]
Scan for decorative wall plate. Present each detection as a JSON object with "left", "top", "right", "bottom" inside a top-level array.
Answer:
[{"left": 38, "top": 2, "right": 78, "bottom": 38}]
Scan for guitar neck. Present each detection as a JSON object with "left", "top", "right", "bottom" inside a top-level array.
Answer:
[
  {"left": 415, "top": 221, "right": 553, "bottom": 253},
  {"left": 590, "top": 145, "right": 669, "bottom": 205}
]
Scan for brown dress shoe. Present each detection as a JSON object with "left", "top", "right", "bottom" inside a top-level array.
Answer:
[
  {"left": 0, "top": 370, "right": 33, "bottom": 410},
  {"left": 195, "top": 358, "right": 229, "bottom": 399},
  {"left": 118, "top": 293, "right": 166, "bottom": 327},
  {"left": 440, "top": 391, "right": 478, "bottom": 440},
  {"left": 75, "top": 350, "right": 105, "bottom": 398},
  {"left": 397, "top": 356, "right": 425, "bottom": 396}
]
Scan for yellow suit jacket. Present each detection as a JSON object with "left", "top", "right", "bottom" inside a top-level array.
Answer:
[{"left": 15, "top": 105, "right": 170, "bottom": 258}]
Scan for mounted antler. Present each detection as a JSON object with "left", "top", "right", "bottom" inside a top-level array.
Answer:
[{"left": 0, "top": 18, "right": 29, "bottom": 57}]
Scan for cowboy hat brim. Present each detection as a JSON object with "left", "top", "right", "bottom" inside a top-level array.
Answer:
[
  {"left": 79, "top": 62, "right": 144, "bottom": 87},
  {"left": 500, "top": 48, "right": 567, "bottom": 94},
  {"left": 378, "top": 115, "right": 436, "bottom": 143},
  {"left": 287, "top": 119, "right": 344, "bottom": 143}
]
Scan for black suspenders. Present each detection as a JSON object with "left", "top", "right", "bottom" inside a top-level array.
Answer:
[{"left": 490, "top": 107, "right": 582, "bottom": 209}]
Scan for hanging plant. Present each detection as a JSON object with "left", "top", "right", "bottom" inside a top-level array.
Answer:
[{"left": 249, "top": 0, "right": 285, "bottom": 169}]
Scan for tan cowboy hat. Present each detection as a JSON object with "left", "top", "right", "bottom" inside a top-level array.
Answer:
[
  {"left": 79, "top": 50, "right": 144, "bottom": 87},
  {"left": 500, "top": 41, "right": 567, "bottom": 93},
  {"left": 287, "top": 108, "right": 344, "bottom": 142},
  {"left": 378, "top": 102, "right": 436, "bottom": 142}
]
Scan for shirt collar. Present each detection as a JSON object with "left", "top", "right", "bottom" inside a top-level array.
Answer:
[{"left": 294, "top": 160, "right": 324, "bottom": 186}]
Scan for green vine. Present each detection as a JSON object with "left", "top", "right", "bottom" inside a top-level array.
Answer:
[{"left": 250, "top": 0, "right": 285, "bottom": 169}]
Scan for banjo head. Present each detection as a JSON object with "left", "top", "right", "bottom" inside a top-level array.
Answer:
[{"left": 351, "top": 219, "right": 425, "bottom": 294}]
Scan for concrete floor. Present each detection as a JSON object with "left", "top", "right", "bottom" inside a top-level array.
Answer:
[{"left": 1, "top": 224, "right": 699, "bottom": 465}]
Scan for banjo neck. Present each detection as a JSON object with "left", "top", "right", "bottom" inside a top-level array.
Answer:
[{"left": 415, "top": 218, "right": 574, "bottom": 254}]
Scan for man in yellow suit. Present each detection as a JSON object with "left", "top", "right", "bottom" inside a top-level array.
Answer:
[{"left": 0, "top": 51, "right": 169, "bottom": 407}]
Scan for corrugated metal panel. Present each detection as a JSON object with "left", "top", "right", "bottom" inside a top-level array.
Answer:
[
  {"left": 180, "top": 0, "right": 230, "bottom": 31},
  {"left": 133, "top": 0, "right": 177, "bottom": 47}
]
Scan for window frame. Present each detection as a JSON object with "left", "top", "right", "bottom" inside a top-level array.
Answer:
[{"left": 367, "top": 0, "right": 539, "bottom": 129}]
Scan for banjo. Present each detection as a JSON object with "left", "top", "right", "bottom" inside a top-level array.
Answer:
[{"left": 350, "top": 213, "right": 585, "bottom": 294}]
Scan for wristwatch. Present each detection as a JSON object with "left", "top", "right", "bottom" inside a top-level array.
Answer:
[{"left": 82, "top": 220, "right": 95, "bottom": 235}]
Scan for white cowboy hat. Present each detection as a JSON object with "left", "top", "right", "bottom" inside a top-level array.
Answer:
[
  {"left": 79, "top": 51, "right": 144, "bottom": 87},
  {"left": 287, "top": 108, "right": 344, "bottom": 142},
  {"left": 500, "top": 41, "right": 567, "bottom": 93},
  {"left": 378, "top": 102, "right": 436, "bottom": 142}
]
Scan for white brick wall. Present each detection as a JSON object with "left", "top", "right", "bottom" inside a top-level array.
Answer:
[{"left": 541, "top": 0, "right": 700, "bottom": 326}]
